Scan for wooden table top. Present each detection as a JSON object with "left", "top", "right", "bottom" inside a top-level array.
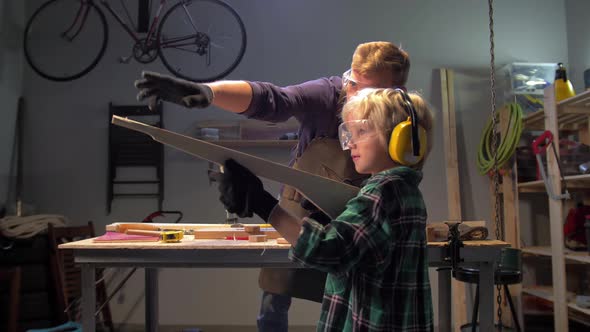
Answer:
[{"left": 60, "top": 236, "right": 508, "bottom": 250}]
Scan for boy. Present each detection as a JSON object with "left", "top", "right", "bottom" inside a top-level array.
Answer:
[{"left": 214, "top": 87, "right": 434, "bottom": 331}]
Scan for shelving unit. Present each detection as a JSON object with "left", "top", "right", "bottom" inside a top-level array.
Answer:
[{"left": 509, "top": 87, "right": 590, "bottom": 331}]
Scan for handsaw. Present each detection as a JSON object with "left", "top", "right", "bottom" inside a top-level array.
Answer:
[{"left": 111, "top": 115, "right": 359, "bottom": 218}]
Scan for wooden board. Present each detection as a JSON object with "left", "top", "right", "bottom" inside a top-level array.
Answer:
[
  {"left": 112, "top": 115, "right": 359, "bottom": 218},
  {"left": 106, "top": 222, "right": 257, "bottom": 232},
  {"left": 193, "top": 228, "right": 281, "bottom": 240},
  {"left": 248, "top": 235, "right": 267, "bottom": 242},
  {"left": 93, "top": 231, "right": 159, "bottom": 242},
  {"left": 440, "top": 68, "right": 467, "bottom": 331}
]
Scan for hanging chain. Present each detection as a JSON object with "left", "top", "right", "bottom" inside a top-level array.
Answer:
[{"left": 488, "top": 0, "right": 504, "bottom": 329}]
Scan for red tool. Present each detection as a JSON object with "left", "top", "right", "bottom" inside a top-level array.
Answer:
[
  {"left": 142, "top": 210, "right": 183, "bottom": 223},
  {"left": 532, "top": 130, "right": 570, "bottom": 200}
]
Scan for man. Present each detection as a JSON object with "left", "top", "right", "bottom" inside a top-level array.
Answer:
[{"left": 135, "top": 41, "right": 411, "bottom": 331}]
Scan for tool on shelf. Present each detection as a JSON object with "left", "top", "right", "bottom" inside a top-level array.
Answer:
[
  {"left": 532, "top": 130, "right": 571, "bottom": 200},
  {"left": 554, "top": 63, "right": 576, "bottom": 102}
]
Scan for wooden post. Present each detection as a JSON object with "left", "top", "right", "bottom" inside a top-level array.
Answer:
[
  {"left": 544, "top": 86, "right": 569, "bottom": 332},
  {"left": 440, "top": 68, "right": 467, "bottom": 331},
  {"left": 499, "top": 104, "right": 522, "bottom": 328}
]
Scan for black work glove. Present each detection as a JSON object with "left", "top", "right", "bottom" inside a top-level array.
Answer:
[
  {"left": 134, "top": 71, "right": 214, "bottom": 110},
  {"left": 300, "top": 198, "right": 332, "bottom": 226},
  {"left": 210, "top": 159, "right": 278, "bottom": 222}
]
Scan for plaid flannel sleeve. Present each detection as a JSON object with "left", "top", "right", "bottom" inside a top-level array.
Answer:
[{"left": 289, "top": 178, "right": 398, "bottom": 274}]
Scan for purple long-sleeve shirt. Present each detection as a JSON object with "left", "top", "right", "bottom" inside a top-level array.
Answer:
[{"left": 241, "top": 76, "right": 344, "bottom": 161}]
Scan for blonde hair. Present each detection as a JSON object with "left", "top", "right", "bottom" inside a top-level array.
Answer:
[
  {"left": 341, "top": 88, "right": 434, "bottom": 169},
  {"left": 351, "top": 41, "right": 410, "bottom": 87}
]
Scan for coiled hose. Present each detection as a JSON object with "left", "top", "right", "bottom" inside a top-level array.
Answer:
[{"left": 477, "top": 102, "right": 524, "bottom": 175}]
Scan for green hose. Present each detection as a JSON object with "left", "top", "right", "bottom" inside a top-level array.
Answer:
[{"left": 477, "top": 102, "right": 524, "bottom": 175}]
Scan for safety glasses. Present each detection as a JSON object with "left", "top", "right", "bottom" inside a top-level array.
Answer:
[
  {"left": 338, "top": 119, "right": 378, "bottom": 150},
  {"left": 342, "top": 69, "right": 359, "bottom": 88}
]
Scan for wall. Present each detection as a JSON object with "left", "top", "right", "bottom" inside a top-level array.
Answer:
[
  {"left": 17, "top": 0, "right": 569, "bottom": 328},
  {"left": 566, "top": 0, "right": 590, "bottom": 91},
  {"left": 0, "top": 1, "right": 25, "bottom": 212}
]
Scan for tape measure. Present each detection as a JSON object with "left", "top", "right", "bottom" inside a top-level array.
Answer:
[
  {"left": 161, "top": 230, "right": 183, "bottom": 243},
  {"left": 125, "top": 229, "right": 184, "bottom": 243}
]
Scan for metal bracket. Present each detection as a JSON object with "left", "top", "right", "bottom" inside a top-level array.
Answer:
[{"left": 445, "top": 221, "right": 464, "bottom": 271}]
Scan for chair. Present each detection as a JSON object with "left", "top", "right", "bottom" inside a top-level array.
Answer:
[
  {"left": 453, "top": 247, "right": 522, "bottom": 332},
  {"left": 0, "top": 266, "right": 21, "bottom": 332},
  {"left": 47, "top": 222, "right": 114, "bottom": 332}
]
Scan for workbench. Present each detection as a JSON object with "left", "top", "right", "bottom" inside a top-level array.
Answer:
[{"left": 60, "top": 237, "right": 508, "bottom": 332}]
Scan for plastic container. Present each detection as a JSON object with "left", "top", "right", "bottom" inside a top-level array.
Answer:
[{"left": 499, "top": 62, "right": 557, "bottom": 115}]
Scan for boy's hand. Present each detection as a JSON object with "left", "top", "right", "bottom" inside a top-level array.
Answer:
[
  {"left": 134, "top": 71, "right": 214, "bottom": 110},
  {"left": 209, "top": 159, "right": 278, "bottom": 221}
]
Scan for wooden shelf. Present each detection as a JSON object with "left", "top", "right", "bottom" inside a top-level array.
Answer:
[
  {"left": 205, "top": 140, "right": 298, "bottom": 148},
  {"left": 524, "top": 89, "right": 590, "bottom": 131},
  {"left": 522, "top": 246, "right": 590, "bottom": 264},
  {"left": 518, "top": 173, "right": 590, "bottom": 193},
  {"left": 523, "top": 286, "right": 590, "bottom": 318},
  {"left": 513, "top": 86, "right": 590, "bottom": 331}
]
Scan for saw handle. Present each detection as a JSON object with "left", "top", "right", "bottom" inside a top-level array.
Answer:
[
  {"left": 532, "top": 130, "right": 553, "bottom": 155},
  {"left": 142, "top": 210, "right": 184, "bottom": 223}
]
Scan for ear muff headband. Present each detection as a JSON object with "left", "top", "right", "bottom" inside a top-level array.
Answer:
[
  {"left": 395, "top": 88, "right": 421, "bottom": 156},
  {"left": 389, "top": 89, "right": 426, "bottom": 165}
]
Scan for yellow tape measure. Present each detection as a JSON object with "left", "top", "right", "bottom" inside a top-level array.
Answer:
[{"left": 161, "top": 230, "right": 183, "bottom": 243}]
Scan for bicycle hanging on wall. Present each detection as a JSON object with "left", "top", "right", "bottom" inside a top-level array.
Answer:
[{"left": 23, "top": 0, "right": 247, "bottom": 82}]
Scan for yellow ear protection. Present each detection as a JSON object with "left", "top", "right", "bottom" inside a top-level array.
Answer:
[{"left": 388, "top": 89, "right": 427, "bottom": 166}]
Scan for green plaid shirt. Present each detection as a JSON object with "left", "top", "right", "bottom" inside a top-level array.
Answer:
[{"left": 290, "top": 166, "right": 433, "bottom": 332}]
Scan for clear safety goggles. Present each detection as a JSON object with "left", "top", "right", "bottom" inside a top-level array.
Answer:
[
  {"left": 342, "top": 69, "right": 370, "bottom": 89},
  {"left": 341, "top": 69, "right": 359, "bottom": 88},
  {"left": 338, "top": 119, "right": 378, "bottom": 150}
]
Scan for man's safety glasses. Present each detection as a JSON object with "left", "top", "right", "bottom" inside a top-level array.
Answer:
[
  {"left": 342, "top": 69, "right": 359, "bottom": 88},
  {"left": 338, "top": 119, "right": 378, "bottom": 150}
]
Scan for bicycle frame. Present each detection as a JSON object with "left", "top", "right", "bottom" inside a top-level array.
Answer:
[
  {"left": 98, "top": 0, "right": 168, "bottom": 43},
  {"left": 68, "top": 0, "right": 199, "bottom": 50},
  {"left": 64, "top": 0, "right": 169, "bottom": 44}
]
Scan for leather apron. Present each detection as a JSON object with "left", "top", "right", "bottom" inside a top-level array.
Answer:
[{"left": 258, "top": 137, "right": 366, "bottom": 302}]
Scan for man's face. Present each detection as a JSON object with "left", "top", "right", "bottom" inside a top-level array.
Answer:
[{"left": 343, "top": 69, "right": 393, "bottom": 99}]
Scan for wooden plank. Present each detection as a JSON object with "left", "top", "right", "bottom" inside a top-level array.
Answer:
[
  {"left": 193, "top": 228, "right": 281, "bottom": 240},
  {"left": 107, "top": 222, "right": 272, "bottom": 232},
  {"left": 499, "top": 107, "right": 520, "bottom": 249},
  {"left": 440, "top": 68, "right": 467, "bottom": 331},
  {"left": 248, "top": 235, "right": 267, "bottom": 242},
  {"left": 544, "top": 86, "right": 570, "bottom": 332},
  {"left": 244, "top": 225, "right": 261, "bottom": 234},
  {"left": 441, "top": 69, "right": 462, "bottom": 222},
  {"left": 499, "top": 100, "right": 524, "bottom": 329},
  {"left": 93, "top": 231, "right": 160, "bottom": 242},
  {"left": 112, "top": 115, "right": 359, "bottom": 219}
]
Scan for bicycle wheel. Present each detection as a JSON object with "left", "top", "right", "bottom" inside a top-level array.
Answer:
[
  {"left": 24, "top": 0, "right": 108, "bottom": 82},
  {"left": 157, "top": 0, "right": 246, "bottom": 82}
]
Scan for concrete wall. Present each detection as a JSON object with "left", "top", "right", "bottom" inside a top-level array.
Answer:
[{"left": 0, "top": 1, "right": 25, "bottom": 212}]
